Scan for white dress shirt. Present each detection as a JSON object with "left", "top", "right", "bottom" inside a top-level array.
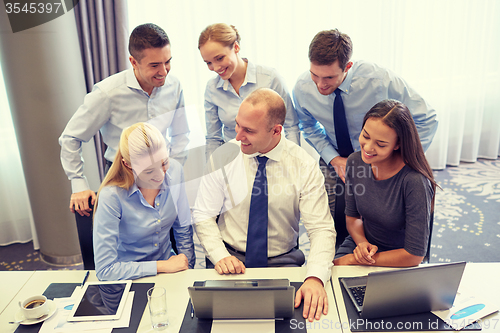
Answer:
[{"left": 192, "top": 135, "right": 336, "bottom": 285}]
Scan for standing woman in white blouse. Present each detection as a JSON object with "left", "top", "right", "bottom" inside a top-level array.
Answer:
[{"left": 198, "top": 23, "right": 300, "bottom": 159}]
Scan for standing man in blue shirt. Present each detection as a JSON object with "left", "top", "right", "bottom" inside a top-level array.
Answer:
[
  {"left": 293, "top": 29, "right": 438, "bottom": 247},
  {"left": 59, "top": 23, "right": 189, "bottom": 217}
]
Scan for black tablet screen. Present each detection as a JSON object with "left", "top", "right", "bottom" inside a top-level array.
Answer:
[{"left": 73, "top": 283, "right": 127, "bottom": 317}]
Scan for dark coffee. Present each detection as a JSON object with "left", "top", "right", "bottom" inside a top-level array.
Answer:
[{"left": 24, "top": 299, "right": 45, "bottom": 309}]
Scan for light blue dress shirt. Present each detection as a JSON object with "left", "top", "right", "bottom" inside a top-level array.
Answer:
[
  {"left": 59, "top": 68, "right": 189, "bottom": 193},
  {"left": 204, "top": 59, "right": 300, "bottom": 158},
  {"left": 93, "top": 159, "right": 195, "bottom": 281},
  {"left": 293, "top": 60, "right": 438, "bottom": 164}
]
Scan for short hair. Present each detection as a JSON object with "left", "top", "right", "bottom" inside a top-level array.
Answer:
[
  {"left": 244, "top": 88, "right": 286, "bottom": 128},
  {"left": 129, "top": 23, "right": 170, "bottom": 62},
  {"left": 308, "top": 29, "right": 353, "bottom": 70},
  {"left": 198, "top": 23, "right": 241, "bottom": 49}
]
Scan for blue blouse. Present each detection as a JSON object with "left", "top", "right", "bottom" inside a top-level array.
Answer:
[
  {"left": 93, "top": 159, "right": 195, "bottom": 281},
  {"left": 204, "top": 60, "right": 300, "bottom": 158}
]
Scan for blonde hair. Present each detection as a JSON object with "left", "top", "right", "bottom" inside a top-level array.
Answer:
[
  {"left": 95, "top": 122, "right": 167, "bottom": 210},
  {"left": 198, "top": 23, "right": 241, "bottom": 49}
]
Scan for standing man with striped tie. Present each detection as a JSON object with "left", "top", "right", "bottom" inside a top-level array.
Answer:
[
  {"left": 293, "top": 29, "right": 438, "bottom": 249},
  {"left": 193, "top": 88, "right": 336, "bottom": 322}
]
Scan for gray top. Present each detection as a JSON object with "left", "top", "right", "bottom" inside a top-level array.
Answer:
[{"left": 345, "top": 152, "right": 433, "bottom": 256}]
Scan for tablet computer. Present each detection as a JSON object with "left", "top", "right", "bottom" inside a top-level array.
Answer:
[{"left": 67, "top": 280, "right": 132, "bottom": 322}]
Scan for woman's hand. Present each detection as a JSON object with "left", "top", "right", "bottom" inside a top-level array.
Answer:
[
  {"left": 333, "top": 254, "right": 357, "bottom": 265},
  {"left": 157, "top": 253, "right": 189, "bottom": 273},
  {"left": 353, "top": 242, "right": 378, "bottom": 265}
]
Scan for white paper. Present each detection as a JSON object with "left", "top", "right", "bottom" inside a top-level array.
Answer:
[
  {"left": 211, "top": 319, "right": 275, "bottom": 333},
  {"left": 432, "top": 291, "right": 499, "bottom": 330},
  {"left": 39, "top": 291, "right": 135, "bottom": 333}
]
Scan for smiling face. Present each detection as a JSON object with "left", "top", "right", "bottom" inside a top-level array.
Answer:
[
  {"left": 199, "top": 40, "right": 240, "bottom": 80},
  {"left": 310, "top": 60, "right": 352, "bottom": 96},
  {"left": 129, "top": 45, "right": 172, "bottom": 95},
  {"left": 359, "top": 118, "right": 400, "bottom": 165},
  {"left": 135, "top": 158, "right": 169, "bottom": 189},
  {"left": 235, "top": 100, "right": 281, "bottom": 155}
]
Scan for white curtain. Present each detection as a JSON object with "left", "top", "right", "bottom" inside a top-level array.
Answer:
[
  {"left": 127, "top": 0, "right": 500, "bottom": 170},
  {"left": 0, "top": 61, "right": 38, "bottom": 247}
]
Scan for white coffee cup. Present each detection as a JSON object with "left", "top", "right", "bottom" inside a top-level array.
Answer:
[{"left": 18, "top": 295, "right": 49, "bottom": 319}]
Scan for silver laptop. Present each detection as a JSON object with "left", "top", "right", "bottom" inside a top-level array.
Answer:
[
  {"left": 188, "top": 279, "right": 295, "bottom": 319},
  {"left": 340, "top": 261, "right": 466, "bottom": 319}
]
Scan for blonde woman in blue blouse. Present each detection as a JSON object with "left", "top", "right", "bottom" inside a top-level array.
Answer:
[
  {"left": 93, "top": 122, "right": 195, "bottom": 281},
  {"left": 198, "top": 23, "right": 300, "bottom": 159}
]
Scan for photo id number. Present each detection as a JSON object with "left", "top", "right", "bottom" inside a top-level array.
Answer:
[{"left": 5, "top": 2, "right": 63, "bottom": 14}]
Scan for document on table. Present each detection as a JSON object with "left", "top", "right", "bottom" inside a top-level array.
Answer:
[
  {"left": 432, "top": 290, "right": 499, "bottom": 330},
  {"left": 38, "top": 291, "right": 134, "bottom": 333},
  {"left": 211, "top": 319, "right": 275, "bottom": 333}
]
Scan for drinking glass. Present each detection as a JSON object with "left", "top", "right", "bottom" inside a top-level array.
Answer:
[{"left": 147, "top": 287, "right": 168, "bottom": 331}]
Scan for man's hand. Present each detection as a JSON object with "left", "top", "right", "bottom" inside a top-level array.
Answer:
[
  {"left": 70, "top": 190, "right": 97, "bottom": 216},
  {"left": 294, "top": 277, "right": 328, "bottom": 322},
  {"left": 214, "top": 256, "right": 246, "bottom": 275},
  {"left": 353, "top": 242, "right": 378, "bottom": 265},
  {"left": 157, "top": 253, "right": 189, "bottom": 273},
  {"left": 329, "top": 156, "right": 348, "bottom": 183}
]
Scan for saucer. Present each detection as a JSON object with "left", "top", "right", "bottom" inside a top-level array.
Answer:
[{"left": 15, "top": 299, "right": 57, "bottom": 325}]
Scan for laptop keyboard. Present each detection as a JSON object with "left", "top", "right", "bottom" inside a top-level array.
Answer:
[{"left": 349, "top": 286, "right": 366, "bottom": 307}]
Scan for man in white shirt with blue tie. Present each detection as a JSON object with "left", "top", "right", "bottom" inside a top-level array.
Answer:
[{"left": 193, "top": 88, "right": 336, "bottom": 322}]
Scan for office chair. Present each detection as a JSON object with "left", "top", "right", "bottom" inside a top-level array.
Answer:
[
  {"left": 74, "top": 197, "right": 95, "bottom": 270},
  {"left": 74, "top": 196, "right": 178, "bottom": 270},
  {"left": 334, "top": 178, "right": 349, "bottom": 250}
]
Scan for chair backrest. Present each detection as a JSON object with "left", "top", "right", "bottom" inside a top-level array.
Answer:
[
  {"left": 74, "top": 197, "right": 179, "bottom": 270},
  {"left": 334, "top": 178, "right": 349, "bottom": 250},
  {"left": 74, "top": 198, "right": 95, "bottom": 270}
]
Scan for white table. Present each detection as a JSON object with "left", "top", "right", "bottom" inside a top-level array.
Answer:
[
  {"left": 0, "top": 267, "right": 340, "bottom": 333},
  {"left": 0, "top": 271, "right": 35, "bottom": 315},
  {"left": 3, "top": 264, "right": 499, "bottom": 332},
  {"left": 331, "top": 263, "right": 500, "bottom": 333},
  {"left": 0, "top": 270, "right": 95, "bottom": 333},
  {"left": 136, "top": 266, "right": 341, "bottom": 332}
]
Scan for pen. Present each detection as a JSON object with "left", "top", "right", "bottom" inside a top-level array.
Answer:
[
  {"left": 81, "top": 270, "right": 89, "bottom": 288},
  {"left": 190, "top": 300, "right": 194, "bottom": 319}
]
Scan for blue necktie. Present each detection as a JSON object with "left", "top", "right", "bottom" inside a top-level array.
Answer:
[
  {"left": 246, "top": 156, "right": 269, "bottom": 267},
  {"left": 334, "top": 88, "right": 354, "bottom": 157}
]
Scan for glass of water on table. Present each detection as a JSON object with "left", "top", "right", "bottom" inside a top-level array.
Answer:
[{"left": 147, "top": 287, "right": 168, "bottom": 331}]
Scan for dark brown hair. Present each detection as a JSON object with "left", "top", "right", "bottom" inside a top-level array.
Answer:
[
  {"left": 308, "top": 29, "right": 353, "bottom": 70},
  {"left": 129, "top": 23, "right": 170, "bottom": 62},
  {"left": 363, "top": 99, "right": 438, "bottom": 197}
]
